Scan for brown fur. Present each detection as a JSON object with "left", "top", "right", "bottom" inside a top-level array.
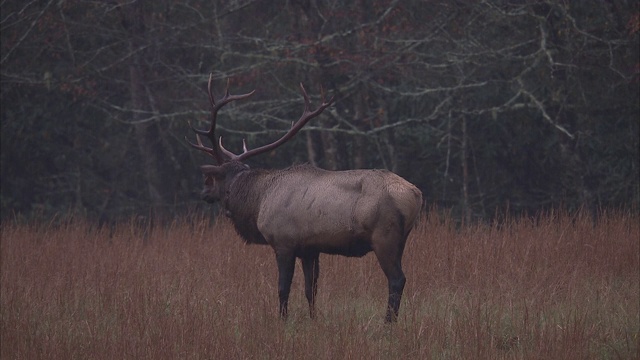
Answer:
[
  {"left": 201, "top": 162, "right": 422, "bottom": 322},
  {"left": 192, "top": 78, "right": 421, "bottom": 322}
]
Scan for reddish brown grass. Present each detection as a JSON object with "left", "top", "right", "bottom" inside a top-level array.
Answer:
[{"left": 1, "top": 210, "right": 638, "bottom": 359}]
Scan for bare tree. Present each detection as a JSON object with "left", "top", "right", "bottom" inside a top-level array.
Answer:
[{"left": 1, "top": 0, "right": 637, "bottom": 220}]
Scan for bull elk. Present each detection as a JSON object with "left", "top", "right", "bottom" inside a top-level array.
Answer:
[{"left": 188, "top": 74, "right": 422, "bottom": 322}]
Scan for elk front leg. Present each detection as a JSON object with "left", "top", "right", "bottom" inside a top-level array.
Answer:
[
  {"left": 275, "top": 251, "right": 295, "bottom": 319},
  {"left": 301, "top": 253, "right": 320, "bottom": 319}
]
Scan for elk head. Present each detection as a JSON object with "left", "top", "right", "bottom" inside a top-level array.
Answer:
[{"left": 188, "top": 74, "right": 334, "bottom": 203}]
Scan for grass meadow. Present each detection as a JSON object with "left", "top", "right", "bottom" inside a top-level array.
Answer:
[{"left": 1, "top": 210, "right": 638, "bottom": 359}]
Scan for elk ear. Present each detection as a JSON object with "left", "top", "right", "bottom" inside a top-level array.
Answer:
[{"left": 201, "top": 164, "right": 223, "bottom": 176}]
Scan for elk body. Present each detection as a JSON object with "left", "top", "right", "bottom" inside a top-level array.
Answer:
[{"left": 189, "top": 75, "right": 422, "bottom": 322}]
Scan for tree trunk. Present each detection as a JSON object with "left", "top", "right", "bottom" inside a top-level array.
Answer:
[
  {"left": 126, "top": 1, "right": 167, "bottom": 218},
  {"left": 461, "top": 116, "right": 470, "bottom": 224},
  {"left": 305, "top": 131, "right": 318, "bottom": 167},
  {"left": 320, "top": 126, "right": 340, "bottom": 170},
  {"left": 352, "top": 91, "right": 367, "bottom": 169}
]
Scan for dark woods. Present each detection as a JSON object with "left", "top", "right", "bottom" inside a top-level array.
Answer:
[{"left": 1, "top": 1, "right": 638, "bottom": 222}]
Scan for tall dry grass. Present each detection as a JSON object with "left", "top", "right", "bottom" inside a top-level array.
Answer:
[{"left": 1, "top": 210, "right": 638, "bottom": 359}]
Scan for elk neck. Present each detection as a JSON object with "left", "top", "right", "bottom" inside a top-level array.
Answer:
[{"left": 221, "top": 164, "right": 273, "bottom": 245}]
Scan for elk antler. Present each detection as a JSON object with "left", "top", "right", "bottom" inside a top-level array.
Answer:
[
  {"left": 188, "top": 74, "right": 255, "bottom": 164},
  {"left": 219, "top": 83, "right": 335, "bottom": 162}
]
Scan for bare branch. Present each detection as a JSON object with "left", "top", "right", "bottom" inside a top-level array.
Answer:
[
  {"left": 1, "top": 0, "right": 55, "bottom": 65},
  {"left": 518, "top": 80, "right": 574, "bottom": 139}
]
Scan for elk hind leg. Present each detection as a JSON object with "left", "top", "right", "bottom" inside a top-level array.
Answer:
[
  {"left": 301, "top": 253, "right": 320, "bottom": 319},
  {"left": 276, "top": 252, "right": 296, "bottom": 319},
  {"left": 372, "top": 230, "right": 407, "bottom": 322}
]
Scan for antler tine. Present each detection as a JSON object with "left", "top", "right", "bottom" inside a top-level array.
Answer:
[
  {"left": 186, "top": 133, "right": 216, "bottom": 158},
  {"left": 189, "top": 73, "right": 256, "bottom": 164},
  {"left": 226, "top": 83, "right": 334, "bottom": 162},
  {"left": 217, "top": 137, "right": 251, "bottom": 159},
  {"left": 224, "top": 78, "right": 231, "bottom": 97},
  {"left": 207, "top": 73, "right": 216, "bottom": 107},
  {"left": 300, "top": 83, "right": 312, "bottom": 112},
  {"left": 217, "top": 137, "right": 237, "bottom": 159}
]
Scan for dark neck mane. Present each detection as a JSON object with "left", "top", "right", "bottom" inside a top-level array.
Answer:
[{"left": 223, "top": 168, "right": 270, "bottom": 244}]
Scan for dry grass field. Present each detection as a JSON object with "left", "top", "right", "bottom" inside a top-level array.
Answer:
[{"left": 1, "top": 210, "right": 638, "bottom": 359}]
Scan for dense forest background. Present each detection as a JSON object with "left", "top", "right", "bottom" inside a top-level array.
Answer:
[{"left": 1, "top": 0, "right": 638, "bottom": 222}]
